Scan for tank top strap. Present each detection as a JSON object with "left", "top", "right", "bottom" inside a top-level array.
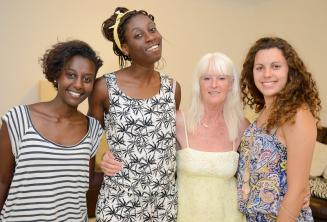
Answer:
[
  {"left": 181, "top": 111, "right": 190, "bottom": 148},
  {"left": 271, "top": 127, "right": 278, "bottom": 135},
  {"left": 232, "top": 140, "right": 237, "bottom": 152},
  {"left": 172, "top": 79, "right": 176, "bottom": 94}
]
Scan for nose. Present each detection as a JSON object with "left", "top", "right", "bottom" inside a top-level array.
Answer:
[
  {"left": 263, "top": 68, "right": 272, "bottom": 78},
  {"left": 144, "top": 31, "right": 155, "bottom": 42},
  {"left": 211, "top": 78, "right": 218, "bottom": 88},
  {"left": 73, "top": 77, "right": 83, "bottom": 89}
]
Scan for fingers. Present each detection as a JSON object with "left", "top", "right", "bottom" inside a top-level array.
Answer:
[
  {"left": 100, "top": 151, "right": 123, "bottom": 176},
  {"left": 303, "top": 187, "right": 311, "bottom": 208},
  {"left": 303, "top": 193, "right": 311, "bottom": 208}
]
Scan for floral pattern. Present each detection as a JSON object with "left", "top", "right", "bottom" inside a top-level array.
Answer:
[
  {"left": 237, "top": 122, "right": 313, "bottom": 222},
  {"left": 96, "top": 73, "right": 177, "bottom": 222}
]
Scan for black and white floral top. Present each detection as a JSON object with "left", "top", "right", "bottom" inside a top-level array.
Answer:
[{"left": 96, "top": 73, "right": 178, "bottom": 222}]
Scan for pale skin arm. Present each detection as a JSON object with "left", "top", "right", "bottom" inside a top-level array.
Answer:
[
  {"left": 0, "top": 121, "right": 15, "bottom": 211},
  {"left": 277, "top": 108, "right": 316, "bottom": 222},
  {"left": 175, "top": 110, "right": 187, "bottom": 149},
  {"left": 236, "top": 118, "right": 250, "bottom": 149},
  {"left": 100, "top": 80, "right": 181, "bottom": 176}
]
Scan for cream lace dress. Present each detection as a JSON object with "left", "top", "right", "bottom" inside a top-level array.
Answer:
[{"left": 176, "top": 115, "right": 246, "bottom": 222}]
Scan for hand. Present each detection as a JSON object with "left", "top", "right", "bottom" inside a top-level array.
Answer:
[
  {"left": 100, "top": 151, "right": 123, "bottom": 176},
  {"left": 303, "top": 187, "right": 311, "bottom": 208}
]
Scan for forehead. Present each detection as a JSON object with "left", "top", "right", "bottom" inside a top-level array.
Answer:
[
  {"left": 125, "top": 14, "right": 154, "bottom": 31},
  {"left": 200, "top": 61, "right": 231, "bottom": 76},
  {"left": 254, "top": 48, "right": 286, "bottom": 63},
  {"left": 64, "top": 55, "right": 95, "bottom": 72}
]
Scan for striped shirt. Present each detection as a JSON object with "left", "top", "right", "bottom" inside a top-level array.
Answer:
[{"left": 0, "top": 105, "right": 103, "bottom": 222}]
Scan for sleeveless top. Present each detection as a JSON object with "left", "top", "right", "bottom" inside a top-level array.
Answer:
[
  {"left": 1, "top": 105, "right": 103, "bottom": 222},
  {"left": 176, "top": 113, "right": 246, "bottom": 222},
  {"left": 237, "top": 121, "right": 313, "bottom": 222},
  {"left": 96, "top": 73, "right": 177, "bottom": 221}
]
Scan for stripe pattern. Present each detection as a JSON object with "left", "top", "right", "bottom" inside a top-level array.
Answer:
[{"left": 0, "top": 105, "right": 102, "bottom": 222}]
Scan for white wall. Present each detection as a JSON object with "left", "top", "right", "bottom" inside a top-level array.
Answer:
[{"left": 1, "top": 0, "right": 326, "bottom": 125}]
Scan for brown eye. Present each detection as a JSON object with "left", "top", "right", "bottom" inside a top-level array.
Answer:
[
  {"left": 83, "top": 76, "right": 94, "bottom": 83},
  {"left": 67, "top": 72, "right": 76, "bottom": 79}
]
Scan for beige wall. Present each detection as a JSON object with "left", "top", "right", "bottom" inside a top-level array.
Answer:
[{"left": 1, "top": 0, "right": 326, "bottom": 125}]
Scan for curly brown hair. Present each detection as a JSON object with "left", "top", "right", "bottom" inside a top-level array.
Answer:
[
  {"left": 240, "top": 37, "right": 321, "bottom": 131},
  {"left": 101, "top": 7, "right": 154, "bottom": 68}
]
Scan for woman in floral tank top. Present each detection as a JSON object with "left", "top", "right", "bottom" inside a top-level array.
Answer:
[{"left": 237, "top": 37, "right": 321, "bottom": 221}]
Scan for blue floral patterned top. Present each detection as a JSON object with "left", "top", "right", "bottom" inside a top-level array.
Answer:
[{"left": 237, "top": 121, "right": 313, "bottom": 222}]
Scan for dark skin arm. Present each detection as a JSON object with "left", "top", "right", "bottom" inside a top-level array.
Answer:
[
  {"left": 174, "top": 81, "right": 181, "bottom": 110},
  {"left": 88, "top": 157, "right": 103, "bottom": 189},
  {"left": 88, "top": 77, "right": 109, "bottom": 128},
  {"left": 0, "top": 121, "right": 15, "bottom": 211},
  {"left": 88, "top": 77, "right": 108, "bottom": 186}
]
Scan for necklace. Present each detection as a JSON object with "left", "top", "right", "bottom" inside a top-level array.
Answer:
[
  {"left": 201, "top": 122, "right": 209, "bottom": 128},
  {"left": 200, "top": 121, "right": 209, "bottom": 128}
]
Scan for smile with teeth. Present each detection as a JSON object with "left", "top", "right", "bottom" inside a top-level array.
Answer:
[
  {"left": 262, "top": 81, "right": 276, "bottom": 87},
  {"left": 146, "top": 44, "right": 159, "bottom": 52},
  {"left": 68, "top": 90, "right": 82, "bottom": 98}
]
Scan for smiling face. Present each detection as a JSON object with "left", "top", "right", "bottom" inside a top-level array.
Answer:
[
  {"left": 122, "top": 14, "right": 162, "bottom": 66},
  {"left": 200, "top": 64, "right": 232, "bottom": 107},
  {"left": 56, "top": 55, "right": 96, "bottom": 108},
  {"left": 253, "top": 48, "right": 289, "bottom": 104}
]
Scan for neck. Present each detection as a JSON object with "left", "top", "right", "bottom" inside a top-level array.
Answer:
[
  {"left": 127, "top": 64, "right": 157, "bottom": 83},
  {"left": 201, "top": 104, "right": 224, "bottom": 127},
  {"left": 49, "top": 98, "right": 79, "bottom": 119},
  {"left": 263, "top": 97, "right": 275, "bottom": 111}
]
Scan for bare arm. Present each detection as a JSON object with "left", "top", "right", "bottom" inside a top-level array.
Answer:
[
  {"left": 277, "top": 108, "right": 316, "bottom": 222},
  {"left": 89, "top": 157, "right": 103, "bottom": 188},
  {"left": 88, "top": 77, "right": 109, "bottom": 128},
  {"left": 174, "top": 81, "right": 181, "bottom": 110},
  {"left": 175, "top": 110, "right": 187, "bottom": 150},
  {"left": 0, "top": 121, "right": 15, "bottom": 211},
  {"left": 236, "top": 118, "right": 250, "bottom": 150},
  {"left": 88, "top": 77, "right": 123, "bottom": 176}
]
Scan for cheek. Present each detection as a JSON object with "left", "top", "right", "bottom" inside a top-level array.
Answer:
[
  {"left": 84, "top": 84, "right": 94, "bottom": 94},
  {"left": 253, "top": 72, "right": 261, "bottom": 88},
  {"left": 221, "top": 81, "right": 231, "bottom": 91}
]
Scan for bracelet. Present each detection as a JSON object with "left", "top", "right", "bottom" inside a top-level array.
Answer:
[{"left": 280, "top": 204, "right": 297, "bottom": 220}]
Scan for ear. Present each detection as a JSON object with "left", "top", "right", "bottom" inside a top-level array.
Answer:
[{"left": 121, "top": 44, "right": 129, "bottom": 56}]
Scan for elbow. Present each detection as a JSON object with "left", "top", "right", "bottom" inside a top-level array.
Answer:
[{"left": 287, "top": 185, "right": 308, "bottom": 202}]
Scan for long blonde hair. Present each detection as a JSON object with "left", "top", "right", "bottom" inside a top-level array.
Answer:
[{"left": 187, "top": 52, "right": 244, "bottom": 142}]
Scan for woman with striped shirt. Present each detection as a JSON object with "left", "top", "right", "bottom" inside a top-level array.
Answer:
[{"left": 0, "top": 40, "right": 103, "bottom": 222}]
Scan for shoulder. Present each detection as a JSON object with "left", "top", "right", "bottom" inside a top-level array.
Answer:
[
  {"left": 239, "top": 117, "right": 251, "bottom": 134},
  {"left": 176, "top": 110, "right": 185, "bottom": 129},
  {"left": 281, "top": 106, "right": 316, "bottom": 143},
  {"left": 91, "top": 75, "right": 108, "bottom": 98},
  {"left": 2, "top": 105, "right": 27, "bottom": 120},
  {"left": 87, "top": 116, "right": 103, "bottom": 133},
  {"left": 88, "top": 115, "right": 103, "bottom": 127},
  {"left": 94, "top": 75, "right": 108, "bottom": 88}
]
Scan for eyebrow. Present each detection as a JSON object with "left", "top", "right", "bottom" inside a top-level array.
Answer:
[{"left": 131, "top": 21, "right": 156, "bottom": 32}]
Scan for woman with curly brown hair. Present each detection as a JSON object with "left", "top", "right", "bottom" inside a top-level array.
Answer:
[{"left": 237, "top": 37, "right": 321, "bottom": 222}]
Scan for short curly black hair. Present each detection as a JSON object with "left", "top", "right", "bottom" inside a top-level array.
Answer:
[{"left": 40, "top": 40, "right": 103, "bottom": 89}]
